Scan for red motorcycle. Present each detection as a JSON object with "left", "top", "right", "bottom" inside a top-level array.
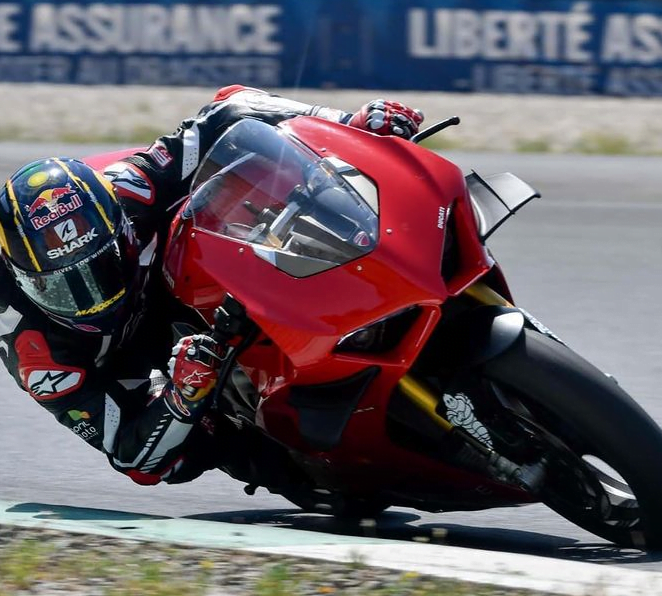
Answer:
[{"left": 88, "top": 116, "right": 662, "bottom": 550}]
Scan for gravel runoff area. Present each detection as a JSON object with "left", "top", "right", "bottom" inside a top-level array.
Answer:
[
  {"left": 0, "top": 526, "right": 549, "bottom": 596},
  {"left": 2, "top": 83, "right": 662, "bottom": 153}
]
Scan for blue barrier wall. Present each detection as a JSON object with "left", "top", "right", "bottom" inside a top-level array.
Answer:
[{"left": 1, "top": 1, "right": 662, "bottom": 95}]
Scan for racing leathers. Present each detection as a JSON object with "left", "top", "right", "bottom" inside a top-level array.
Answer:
[{"left": 0, "top": 85, "right": 421, "bottom": 486}]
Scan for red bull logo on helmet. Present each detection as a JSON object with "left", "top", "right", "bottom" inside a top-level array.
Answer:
[{"left": 26, "top": 184, "right": 83, "bottom": 230}]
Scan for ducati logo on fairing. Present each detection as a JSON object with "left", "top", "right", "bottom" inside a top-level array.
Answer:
[
  {"left": 437, "top": 206, "right": 447, "bottom": 229},
  {"left": 47, "top": 228, "right": 98, "bottom": 259}
]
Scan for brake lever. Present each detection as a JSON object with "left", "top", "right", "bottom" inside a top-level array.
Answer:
[{"left": 411, "top": 116, "right": 461, "bottom": 144}]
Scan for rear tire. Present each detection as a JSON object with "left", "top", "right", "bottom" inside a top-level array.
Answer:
[{"left": 483, "top": 329, "right": 662, "bottom": 549}]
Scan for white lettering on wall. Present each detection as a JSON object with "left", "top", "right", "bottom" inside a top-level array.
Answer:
[
  {"left": 0, "top": 55, "right": 71, "bottom": 82},
  {"left": 472, "top": 63, "right": 596, "bottom": 94},
  {"left": 605, "top": 67, "right": 662, "bottom": 95},
  {"left": 566, "top": 3, "right": 593, "bottom": 62},
  {"left": 602, "top": 13, "right": 662, "bottom": 64},
  {"left": 0, "top": 4, "right": 21, "bottom": 52},
  {"left": 29, "top": 3, "right": 282, "bottom": 55},
  {"left": 507, "top": 12, "right": 537, "bottom": 60},
  {"left": 408, "top": 4, "right": 595, "bottom": 63}
]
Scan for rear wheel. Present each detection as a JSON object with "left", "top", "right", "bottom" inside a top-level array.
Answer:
[{"left": 481, "top": 330, "right": 662, "bottom": 549}]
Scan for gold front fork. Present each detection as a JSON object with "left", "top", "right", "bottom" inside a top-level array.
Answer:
[
  {"left": 463, "top": 281, "right": 514, "bottom": 308},
  {"left": 397, "top": 374, "right": 454, "bottom": 432},
  {"left": 395, "top": 282, "right": 545, "bottom": 490},
  {"left": 397, "top": 281, "right": 511, "bottom": 432}
]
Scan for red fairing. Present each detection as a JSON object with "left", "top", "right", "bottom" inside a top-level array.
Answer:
[
  {"left": 165, "top": 118, "right": 489, "bottom": 371},
  {"left": 94, "top": 115, "right": 524, "bottom": 504}
]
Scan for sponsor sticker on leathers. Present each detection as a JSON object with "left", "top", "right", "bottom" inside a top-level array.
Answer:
[
  {"left": 27, "top": 369, "right": 83, "bottom": 398},
  {"left": 148, "top": 144, "right": 174, "bottom": 168}
]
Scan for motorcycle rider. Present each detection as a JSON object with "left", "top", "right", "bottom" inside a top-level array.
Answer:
[{"left": 0, "top": 85, "right": 423, "bottom": 487}]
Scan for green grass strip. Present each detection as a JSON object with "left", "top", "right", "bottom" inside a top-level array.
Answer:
[{"left": 0, "top": 526, "right": 550, "bottom": 596}]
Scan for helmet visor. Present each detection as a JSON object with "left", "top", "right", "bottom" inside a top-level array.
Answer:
[{"left": 11, "top": 235, "right": 133, "bottom": 318}]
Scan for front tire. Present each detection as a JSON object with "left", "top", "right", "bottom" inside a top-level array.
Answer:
[{"left": 482, "top": 329, "right": 662, "bottom": 549}]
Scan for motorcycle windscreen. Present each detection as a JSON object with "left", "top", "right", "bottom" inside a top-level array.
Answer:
[{"left": 187, "top": 119, "right": 379, "bottom": 277}]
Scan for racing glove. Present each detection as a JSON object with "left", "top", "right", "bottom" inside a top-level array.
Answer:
[
  {"left": 165, "top": 334, "right": 225, "bottom": 420},
  {"left": 348, "top": 99, "right": 424, "bottom": 140}
]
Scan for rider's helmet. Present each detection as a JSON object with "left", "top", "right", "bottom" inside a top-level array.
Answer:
[{"left": 0, "top": 158, "right": 141, "bottom": 335}]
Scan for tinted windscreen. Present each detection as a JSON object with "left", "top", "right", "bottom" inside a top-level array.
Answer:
[{"left": 188, "top": 119, "right": 379, "bottom": 277}]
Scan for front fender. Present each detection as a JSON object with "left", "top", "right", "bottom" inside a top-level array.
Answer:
[{"left": 434, "top": 305, "right": 525, "bottom": 368}]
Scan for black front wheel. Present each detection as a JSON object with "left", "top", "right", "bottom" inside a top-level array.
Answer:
[{"left": 482, "top": 329, "right": 662, "bottom": 549}]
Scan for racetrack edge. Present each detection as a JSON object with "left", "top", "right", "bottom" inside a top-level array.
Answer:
[{"left": 2, "top": 499, "right": 662, "bottom": 596}]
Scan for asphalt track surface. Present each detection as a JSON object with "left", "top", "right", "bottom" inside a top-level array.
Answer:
[{"left": 2, "top": 144, "right": 662, "bottom": 569}]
